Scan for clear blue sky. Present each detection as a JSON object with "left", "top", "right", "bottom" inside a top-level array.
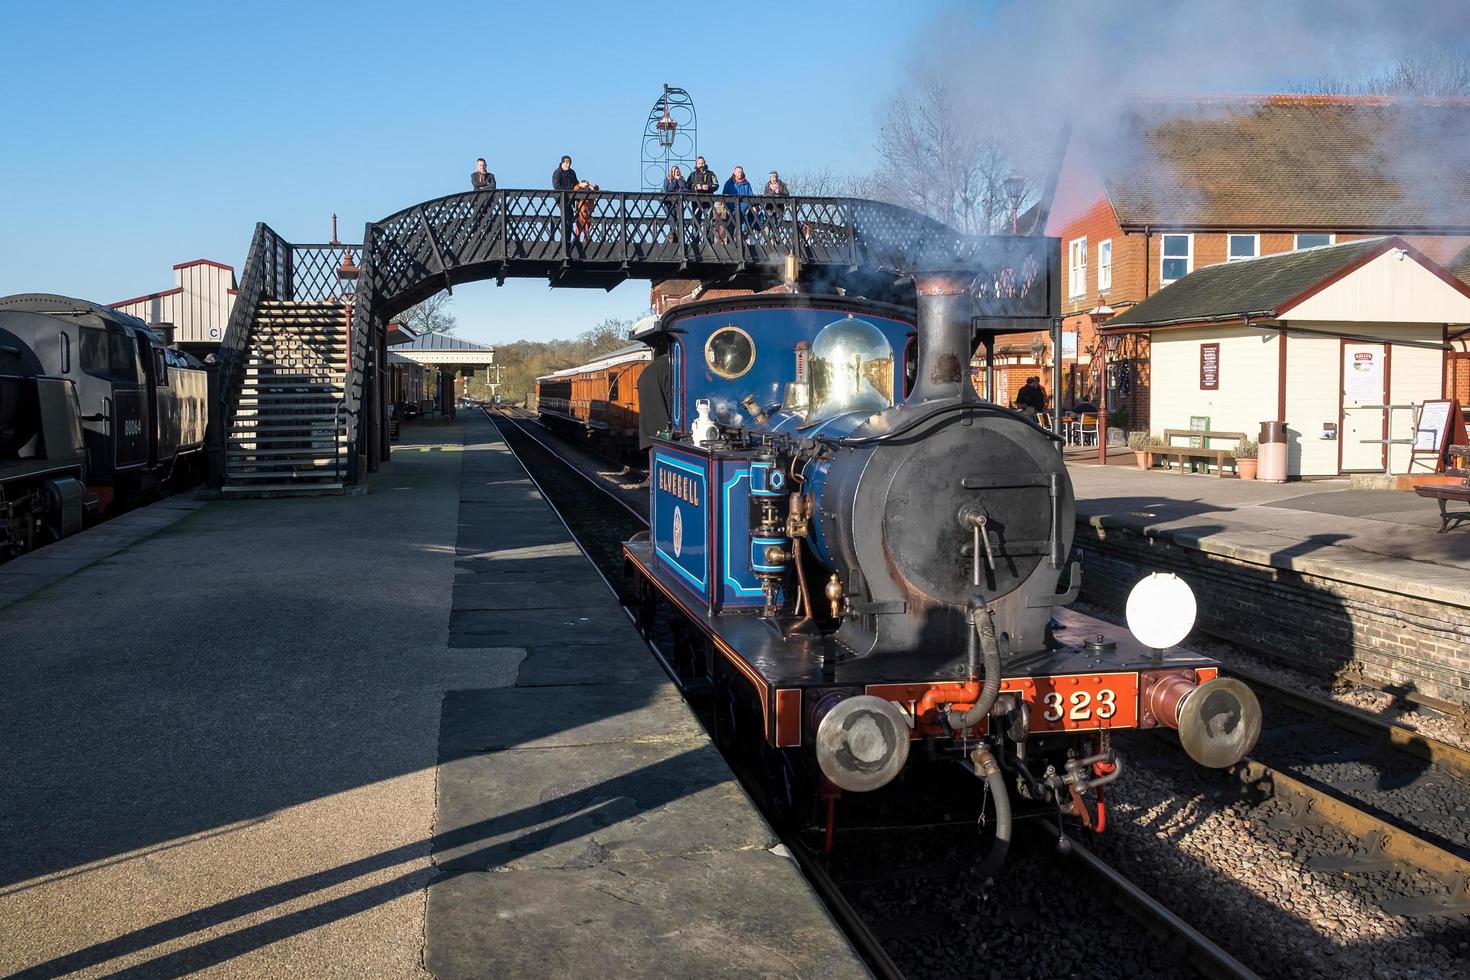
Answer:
[{"left": 0, "top": 0, "right": 954, "bottom": 346}]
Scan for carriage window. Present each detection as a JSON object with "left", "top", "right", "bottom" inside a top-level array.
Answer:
[
  {"left": 79, "top": 326, "right": 139, "bottom": 383},
  {"left": 705, "top": 325, "right": 755, "bottom": 379},
  {"left": 608, "top": 373, "right": 620, "bottom": 401}
]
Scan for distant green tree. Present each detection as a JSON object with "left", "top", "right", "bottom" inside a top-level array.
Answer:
[{"left": 493, "top": 317, "right": 634, "bottom": 405}]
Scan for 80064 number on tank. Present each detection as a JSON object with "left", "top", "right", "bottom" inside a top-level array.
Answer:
[{"left": 553, "top": 257, "right": 1263, "bottom": 866}]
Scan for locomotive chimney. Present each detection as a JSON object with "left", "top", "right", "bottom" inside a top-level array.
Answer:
[{"left": 910, "top": 273, "right": 977, "bottom": 404}]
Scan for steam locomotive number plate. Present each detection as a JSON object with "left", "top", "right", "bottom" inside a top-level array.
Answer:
[{"left": 1002, "top": 672, "right": 1140, "bottom": 733}]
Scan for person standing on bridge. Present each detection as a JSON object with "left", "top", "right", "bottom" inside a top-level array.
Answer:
[
  {"left": 662, "top": 165, "right": 686, "bottom": 244},
  {"left": 687, "top": 156, "right": 718, "bottom": 247},
  {"left": 471, "top": 157, "right": 496, "bottom": 193},
  {"left": 553, "top": 155, "right": 579, "bottom": 247},
  {"left": 552, "top": 155, "right": 578, "bottom": 191},
  {"left": 722, "top": 166, "right": 754, "bottom": 240}
]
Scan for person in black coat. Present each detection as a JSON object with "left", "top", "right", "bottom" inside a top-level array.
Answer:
[
  {"left": 471, "top": 158, "right": 496, "bottom": 192},
  {"left": 637, "top": 350, "right": 674, "bottom": 451},
  {"left": 552, "top": 155, "right": 578, "bottom": 190},
  {"left": 1013, "top": 375, "right": 1048, "bottom": 420},
  {"left": 553, "top": 155, "right": 579, "bottom": 245}
]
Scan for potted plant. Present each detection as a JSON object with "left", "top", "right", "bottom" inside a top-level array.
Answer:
[
  {"left": 1232, "top": 439, "right": 1259, "bottom": 480},
  {"left": 1128, "top": 432, "right": 1163, "bottom": 470}
]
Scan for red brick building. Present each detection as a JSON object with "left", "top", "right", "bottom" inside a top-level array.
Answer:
[{"left": 1042, "top": 95, "right": 1470, "bottom": 429}]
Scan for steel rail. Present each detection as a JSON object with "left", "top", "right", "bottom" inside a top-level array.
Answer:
[
  {"left": 1148, "top": 721, "right": 1470, "bottom": 915},
  {"left": 484, "top": 405, "right": 904, "bottom": 978},
  {"left": 1039, "top": 820, "right": 1261, "bottom": 980},
  {"left": 1234, "top": 757, "right": 1470, "bottom": 908},
  {"left": 1227, "top": 664, "right": 1470, "bottom": 779},
  {"left": 490, "top": 406, "right": 648, "bottom": 526}
]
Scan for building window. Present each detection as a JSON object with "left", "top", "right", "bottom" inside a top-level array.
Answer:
[
  {"left": 1068, "top": 237, "right": 1087, "bottom": 298},
  {"left": 1227, "top": 234, "right": 1258, "bottom": 261},
  {"left": 1294, "top": 233, "right": 1334, "bottom": 250},
  {"left": 1160, "top": 234, "right": 1192, "bottom": 284},
  {"left": 1098, "top": 240, "right": 1112, "bottom": 291}
]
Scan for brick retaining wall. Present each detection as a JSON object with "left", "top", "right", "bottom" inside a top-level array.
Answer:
[{"left": 1073, "top": 518, "right": 1470, "bottom": 709}]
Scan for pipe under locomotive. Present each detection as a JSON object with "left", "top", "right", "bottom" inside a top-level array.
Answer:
[{"left": 620, "top": 275, "right": 1261, "bottom": 856}]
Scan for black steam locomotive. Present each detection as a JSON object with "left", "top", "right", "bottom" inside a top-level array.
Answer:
[
  {"left": 622, "top": 277, "right": 1262, "bottom": 862},
  {"left": 0, "top": 294, "right": 209, "bottom": 558}
]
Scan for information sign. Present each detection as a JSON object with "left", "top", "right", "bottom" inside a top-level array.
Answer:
[
  {"left": 1409, "top": 400, "right": 1466, "bottom": 472},
  {"left": 1200, "top": 343, "right": 1220, "bottom": 390}
]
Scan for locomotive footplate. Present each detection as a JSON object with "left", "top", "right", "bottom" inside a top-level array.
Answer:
[{"left": 624, "top": 540, "right": 1221, "bottom": 748}]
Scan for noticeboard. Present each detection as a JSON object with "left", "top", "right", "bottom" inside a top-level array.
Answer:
[
  {"left": 1409, "top": 400, "right": 1465, "bottom": 472},
  {"left": 1190, "top": 415, "right": 1210, "bottom": 449},
  {"left": 1200, "top": 343, "right": 1220, "bottom": 390}
]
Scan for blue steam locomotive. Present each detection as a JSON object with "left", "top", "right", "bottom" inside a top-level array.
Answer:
[{"left": 621, "top": 277, "right": 1261, "bottom": 857}]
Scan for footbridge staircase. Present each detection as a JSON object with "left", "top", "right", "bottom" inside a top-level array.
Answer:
[{"left": 215, "top": 189, "right": 1058, "bottom": 494}]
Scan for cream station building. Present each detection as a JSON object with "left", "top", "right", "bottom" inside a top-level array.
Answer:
[
  {"left": 110, "top": 258, "right": 237, "bottom": 357},
  {"left": 1101, "top": 238, "right": 1470, "bottom": 478}
]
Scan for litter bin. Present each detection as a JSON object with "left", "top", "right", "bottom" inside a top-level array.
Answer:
[{"left": 1258, "top": 420, "right": 1288, "bottom": 483}]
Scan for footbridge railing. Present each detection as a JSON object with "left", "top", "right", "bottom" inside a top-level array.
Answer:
[{"left": 355, "top": 189, "right": 1058, "bottom": 322}]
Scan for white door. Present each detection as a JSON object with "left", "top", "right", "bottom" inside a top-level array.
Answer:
[{"left": 1341, "top": 343, "right": 1386, "bottom": 472}]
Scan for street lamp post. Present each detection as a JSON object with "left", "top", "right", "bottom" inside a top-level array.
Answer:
[
  {"left": 1098, "top": 331, "right": 1124, "bottom": 466},
  {"left": 1003, "top": 174, "right": 1026, "bottom": 235}
]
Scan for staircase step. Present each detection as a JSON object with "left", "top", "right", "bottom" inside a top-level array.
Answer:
[
  {"left": 220, "top": 483, "right": 346, "bottom": 496},
  {"left": 226, "top": 469, "right": 346, "bottom": 481},
  {"left": 228, "top": 444, "right": 344, "bottom": 456}
]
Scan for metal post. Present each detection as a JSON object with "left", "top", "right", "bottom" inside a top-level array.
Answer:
[
  {"left": 983, "top": 334, "right": 996, "bottom": 403},
  {"left": 366, "top": 320, "right": 381, "bottom": 474},
  {"left": 1097, "top": 340, "right": 1109, "bottom": 466},
  {"left": 1051, "top": 317, "right": 1064, "bottom": 445}
]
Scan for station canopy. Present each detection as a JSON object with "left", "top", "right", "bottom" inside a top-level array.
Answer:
[{"left": 388, "top": 332, "right": 496, "bottom": 367}]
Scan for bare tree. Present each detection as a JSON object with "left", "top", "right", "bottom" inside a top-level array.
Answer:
[
  {"left": 785, "top": 165, "right": 879, "bottom": 198},
  {"left": 1295, "top": 49, "right": 1470, "bottom": 97},
  {"left": 395, "top": 292, "right": 457, "bottom": 335},
  {"left": 868, "top": 71, "right": 1035, "bottom": 234}
]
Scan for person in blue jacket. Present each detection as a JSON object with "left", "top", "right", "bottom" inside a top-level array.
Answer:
[
  {"left": 662, "top": 165, "right": 687, "bottom": 243},
  {"left": 722, "top": 166, "right": 754, "bottom": 237}
]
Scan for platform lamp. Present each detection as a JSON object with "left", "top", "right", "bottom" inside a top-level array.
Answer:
[
  {"left": 655, "top": 93, "right": 678, "bottom": 149},
  {"left": 1003, "top": 174, "right": 1026, "bottom": 234},
  {"left": 1096, "top": 322, "right": 1123, "bottom": 465}
]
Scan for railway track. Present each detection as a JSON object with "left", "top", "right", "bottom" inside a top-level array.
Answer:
[{"left": 486, "top": 405, "right": 1257, "bottom": 980}]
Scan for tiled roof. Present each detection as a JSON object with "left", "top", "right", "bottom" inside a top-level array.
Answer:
[
  {"left": 1450, "top": 242, "right": 1470, "bottom": 286},
  {"left": 389, "top": 332, "right": 492, "bottom": 351},
  {"left": 1103, "top": 237, "right": 1392, "bottom": 329},
  {"left": 1097, "top": 96, "right": 1470, "bottom": 231}
]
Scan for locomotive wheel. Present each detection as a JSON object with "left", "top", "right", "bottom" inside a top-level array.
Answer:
[
  {"left": 759, "top": 741, "right": 811, "bottom": 829},
  {"left": 711, "top": 666, "right": 742, "bottom": 755}
]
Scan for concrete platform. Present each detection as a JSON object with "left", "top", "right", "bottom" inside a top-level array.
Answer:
[
  {"left": 0, "top": 414, "right": 863, "bottom": 978},
  {"left": 1067, "top": 463, "right": 1470, "bottom": 708}
]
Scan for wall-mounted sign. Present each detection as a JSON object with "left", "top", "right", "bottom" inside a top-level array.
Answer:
[
  {"left": 1200, "top": 343, "right": 1220, "bottom": 390},
  {"left": 1344, "top": 348, "right": 1382, "bottom": 402},
  {"left": 1061, "top": 331, "right": 1078, "bottom": 359}
]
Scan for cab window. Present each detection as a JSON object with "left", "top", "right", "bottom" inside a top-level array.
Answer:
[{"left": 80, "top": 326, "right": 140, "bottom": 383}]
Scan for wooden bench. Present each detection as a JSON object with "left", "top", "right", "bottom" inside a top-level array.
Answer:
[
  {"left": 1414, "top": 445, "right": 1470, "bottom": 533},
  {"left": 1152, "top": 429, "right": 1248, "bottom": 477}
]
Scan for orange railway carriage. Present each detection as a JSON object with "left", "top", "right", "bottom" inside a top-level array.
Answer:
[{"left": 535, "top": 343, "right": 650, "bottom": 457}]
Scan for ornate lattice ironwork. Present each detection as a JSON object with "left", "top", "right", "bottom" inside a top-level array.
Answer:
[
  {"left": 225, "top": 189, "right": 1057, "bottom": 485},
  {"left": 641, "top": 84, "right": 697, "bottom": 192}
]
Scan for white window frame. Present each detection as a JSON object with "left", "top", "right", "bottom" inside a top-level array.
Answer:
[
  {"left": 1068, "top": 236, "right": 1087, "bottom": 298},
  {"left": 1227, "top": 233, "right": 1259, "bottom": 262},
  {"left": 1159, "top": 233, "right": 1193, "bottom": 285},
  {"left": 1293, "top": 233, "right": 1336, "bottom": 250},
  {"left": 1098, "top": 239, "right": 1113, "bottom": 292}
]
